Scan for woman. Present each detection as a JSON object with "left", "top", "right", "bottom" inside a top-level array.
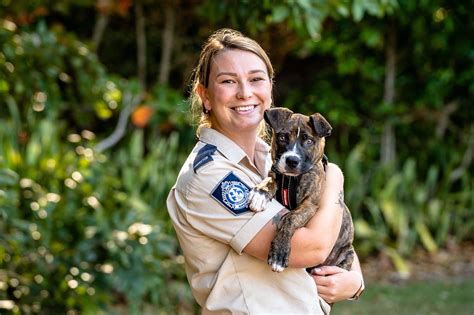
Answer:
[{"left": 167, "top": 28, "right": 364, "bottom": 314}]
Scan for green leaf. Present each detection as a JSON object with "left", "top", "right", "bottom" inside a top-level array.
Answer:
[
  {"left": 354, "top": 219, "right": 375, "bottom": 238},
  {"left": 352, "top": 0, "right": 364, "bottom": 22},
  {"left": 0, "top": 168, "right": 19, "bottom": 186},
  {"left": 130, "top": 129, "right": 144, "bottom": 162},
  {"left": 0, "top": 79, "right": 9, "bottom": 93},
  {"left": 385, "top": 247, "right": 410, "bottom": 278},
  {"left": 415, "top": 220, "right": 438, "bottom": 253},
  {"left": 272, "top": 5, "right": 289, "bottom": 23}
]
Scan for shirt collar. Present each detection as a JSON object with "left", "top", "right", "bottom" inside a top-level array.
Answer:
[{"left": 199, "top": 127, "right": 270, "bottom": 163}]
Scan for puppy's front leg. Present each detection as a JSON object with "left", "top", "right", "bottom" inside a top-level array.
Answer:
[
  {"left": 248, "top": 172, "right": 277, "bottom": 212},
  {"left": 268, "top": 200, "right": 317, "bottom": 272}
]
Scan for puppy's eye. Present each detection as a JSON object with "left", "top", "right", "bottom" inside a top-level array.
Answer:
[
  {"left": 277, "top": 134, "right": 287, "bottom": 142},
  {"left": 302, "top": 135, "right": 314, "bottom": 146}
]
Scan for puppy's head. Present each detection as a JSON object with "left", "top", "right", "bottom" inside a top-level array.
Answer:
[{"left": 264, "top": 107, "right": 332, "bottom": 176}]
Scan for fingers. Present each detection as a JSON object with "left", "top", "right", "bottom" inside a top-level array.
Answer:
[
  {"left": 311, "top": 265, "right": 345, "bottom": 276},
  {"left": 313, "top": 268, "right": 364, "bottom": 303},
  {"left": 315, "top": 282, "right": 336, "bottom": 304}
]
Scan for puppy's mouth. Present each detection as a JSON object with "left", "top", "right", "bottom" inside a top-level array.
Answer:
[
  {"left": 278, "top": 166, "right": 313, "bottom": 177},
  {"left": 281, "top": 170, "right": 301, "bottom": 176},
  {"left": 273, "top": 159, "right": 314, "bottom": 176}
]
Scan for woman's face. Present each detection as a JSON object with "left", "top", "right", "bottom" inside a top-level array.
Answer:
[{"left": 199, "top": 49, "right": 272, "bottom": 139}]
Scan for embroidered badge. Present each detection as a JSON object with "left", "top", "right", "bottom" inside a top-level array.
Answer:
[{"left": 211, "top": 172, "right": 251, "bottom": 215}]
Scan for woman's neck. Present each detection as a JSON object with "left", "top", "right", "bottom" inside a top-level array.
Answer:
[
  {"left": 216, "top": 128, "right": 258, "bottom": 163},
  {"left": 234, "top": 135, "right": 257, "bottom": 163}
]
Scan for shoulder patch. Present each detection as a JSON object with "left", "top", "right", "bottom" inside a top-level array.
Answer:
[
  {"left": 211, "top": 172, "right": 251, "bottom": 216},
  {"left": 193, "top": 144, "right": 217, "bottom": 173}
]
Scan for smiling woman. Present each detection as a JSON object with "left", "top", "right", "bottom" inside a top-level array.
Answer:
[
  {"left": 167, "top": 28, "right": 363, "bottom": 314},
  {"left": 196, "top": 49, "right": 273, "bottom": 158}
]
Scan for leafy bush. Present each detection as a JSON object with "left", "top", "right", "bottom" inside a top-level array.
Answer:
[
  {"left": 343, "top": 146, "right": 474, "bottom": 276},
  {"left": 0, "top": 19, "right": 121, "bottom": 131},
  {"left": 0, "top": 19, "right": 195, "bottom": 314},
  {"left": 0, "top": 115, "right": 194, "bottom": 314}
]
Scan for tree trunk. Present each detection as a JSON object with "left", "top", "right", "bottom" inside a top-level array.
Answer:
[
  {"left": 92, "top": 13, "right": 109, "bottom": 51},
  {"left": 159, "top": 2, "right": 176, "bottom": 85},
  {"left": 135, "top": 0, "right": 147, "bottom": 91},
  {"left": 381, "top": 21, "right": 397, "bottom": 165},
  {"left": 92, "top": 13, "right": 109, "bottom": 50}
]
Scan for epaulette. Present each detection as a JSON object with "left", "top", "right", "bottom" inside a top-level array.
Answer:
[{"left": 193, "top": 144, "right": 217, "bottom": 173}]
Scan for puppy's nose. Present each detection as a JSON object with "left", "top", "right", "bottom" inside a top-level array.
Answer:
[{"left": 285, "top": 156, "right": 300, "bottom": 169}]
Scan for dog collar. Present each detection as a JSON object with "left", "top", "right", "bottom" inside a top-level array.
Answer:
[
  {"left": 273, "top": 155, "right": 328, "bottom": 211},
  {"left": 274, "top": 172, "right": 302, "bottom": 210}
]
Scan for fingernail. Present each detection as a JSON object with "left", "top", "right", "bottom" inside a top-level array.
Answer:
[{"left": 312, "top": 267, "right": 321, "bottom": 274}]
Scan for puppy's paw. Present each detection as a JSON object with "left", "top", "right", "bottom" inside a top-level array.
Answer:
[
  {"left": 267, "top": 238, "right": 291, "bottom": 272},
  {"left": 248, "top": 188, "right": 270, "bottom": 212}
]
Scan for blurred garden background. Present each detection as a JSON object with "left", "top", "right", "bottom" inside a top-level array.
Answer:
[{"left": 0, "top": 0, "right": 473, "bottom": 314}]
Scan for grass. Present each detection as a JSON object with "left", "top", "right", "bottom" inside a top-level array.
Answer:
[{"left": 332, "top": 278, "right": 474, "bottom": 315}]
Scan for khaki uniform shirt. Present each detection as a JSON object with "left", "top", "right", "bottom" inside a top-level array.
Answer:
[{"left": 167, "top": 128, "right": 330, "bottom": 314}]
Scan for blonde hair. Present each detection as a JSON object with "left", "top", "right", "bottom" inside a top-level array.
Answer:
[{"left": 189, "top": 28, "right": 274, "bottom": 137}]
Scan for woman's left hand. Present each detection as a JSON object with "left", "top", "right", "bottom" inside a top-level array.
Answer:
[{"left": 310, "top": 265, "right": 363, "bottom": 304}]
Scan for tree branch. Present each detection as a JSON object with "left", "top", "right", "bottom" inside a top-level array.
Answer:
[
  {"left": 449, "top": 126, "right": 474, "bottom": 183},
  {"left": 95, "top": 91, "right": 142, "bottom": 153},
  {"left": 381, "top": 20, "right": 397, "bottom": 165},
  {"left": 135, "top": 0, "right": 147, "bottom": 91},
  {"left": 92, "top": 13, "right": 109, "bottom": 50},
  {"left": 158, "top": 2, "right": 175, "bottom": 85},
  {"left": 436, "top": 101, "right": 458, "bottom": 139}
]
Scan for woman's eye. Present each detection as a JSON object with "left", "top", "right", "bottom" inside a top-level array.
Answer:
[
  {"left": 222, "top": 79, "right": 235, "bottom": 84},
  {"left": 251, "top": 77, "right": 265, "bottom": 82}
]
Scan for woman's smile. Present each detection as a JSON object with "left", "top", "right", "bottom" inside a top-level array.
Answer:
[{"left": 233, "top": 105, "right": 257, "bottom": 113}]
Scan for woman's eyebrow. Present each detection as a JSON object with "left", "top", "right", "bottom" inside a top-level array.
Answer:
[{"left": 216, "top": 69, "right": 267, "bottom": 78}]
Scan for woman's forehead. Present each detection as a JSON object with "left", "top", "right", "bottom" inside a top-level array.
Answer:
[{"left": 210, "top": 49, "right": 268, "bottom": 75}]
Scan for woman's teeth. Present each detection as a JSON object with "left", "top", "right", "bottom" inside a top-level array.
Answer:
[{"left": 234, "top": 105, "right": 255, "bottom": 112}]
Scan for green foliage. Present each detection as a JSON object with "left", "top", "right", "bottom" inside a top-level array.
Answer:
[
  {"left": 197, "top": 0, "right": 397, "bottom": 39},
  {"left": 0, "top": 114, "right": 193, "bottom": 313},
  {"left": 283, "top": 1, "right": 473, "bottom": 159},
  {"left": 0, "top": 19, "right": 121, "bottom": 133},
  {"left": 276, "top": 2, "right": 474, "bottom": 276},
  {"left": 0, "top": 19, "right": 194, "bottom": 314},
  {"left": 147, "top": 84, "right": 194, "bottom": 139},
  {"left": 343, "top": 150, "right": 473, "bottom": 275}
]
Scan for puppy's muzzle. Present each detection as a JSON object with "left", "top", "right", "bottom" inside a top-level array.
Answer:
[{"left": 285, "top": 155, "right": 301, "bottom": 169}]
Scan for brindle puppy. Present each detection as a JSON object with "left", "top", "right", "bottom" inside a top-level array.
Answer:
[{"left": 249, "top": 107, "right": 354, "bottom": 273}]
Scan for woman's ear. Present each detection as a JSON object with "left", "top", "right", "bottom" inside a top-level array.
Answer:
[{"left": 197, "top": 84, "right": 211, "bottom": 111}]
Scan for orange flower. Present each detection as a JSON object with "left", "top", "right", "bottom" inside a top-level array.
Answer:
[{"left": 131, "top": 105, "right": 153, "bottom": 128}]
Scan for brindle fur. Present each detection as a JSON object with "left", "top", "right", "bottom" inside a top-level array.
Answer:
[{"left": 251, "top": 107, "right": 354, "bottom": 272}]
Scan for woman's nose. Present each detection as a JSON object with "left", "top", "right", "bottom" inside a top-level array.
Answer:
[{"left": 237, "top": 82, "right": 252, "bottom": 99}]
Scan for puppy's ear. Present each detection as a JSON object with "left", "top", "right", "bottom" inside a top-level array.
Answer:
[
  {"left": 264, "top": 107, "right": 293, "bottom": 131},
  {"left": 310, "top": 113, "right": 332, "bottom": 137}
]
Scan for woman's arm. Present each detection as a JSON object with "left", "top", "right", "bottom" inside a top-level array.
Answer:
[
  {"left": 244, "top": 163, "right": 345, "bottom": 267},
  {"left": 311, "top": 252, "right": 365, "bottom": 303}
]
